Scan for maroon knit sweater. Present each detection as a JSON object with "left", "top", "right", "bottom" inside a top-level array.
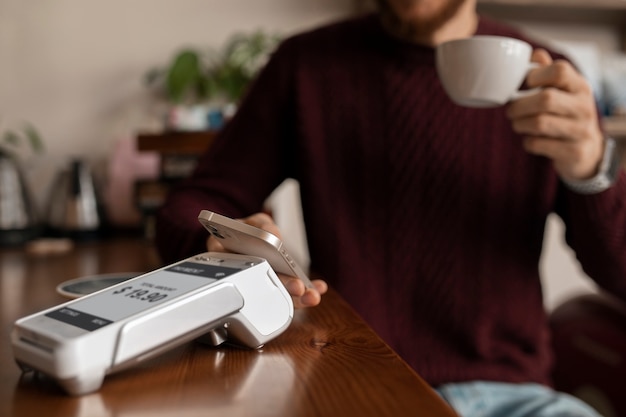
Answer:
[{"left": 156, "top": 14, "right": 626, "bottom": 387}]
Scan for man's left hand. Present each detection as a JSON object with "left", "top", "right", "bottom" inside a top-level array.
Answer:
[{"left": 506, "top": 48, "right": 605, "bottom": 182}]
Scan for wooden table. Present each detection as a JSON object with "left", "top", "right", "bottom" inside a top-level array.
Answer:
[{"left": 0, "top": 237, "right": 457, "bottom": 417}]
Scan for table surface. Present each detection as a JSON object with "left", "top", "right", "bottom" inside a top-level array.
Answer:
[{"left": 0, "top": 237, "right": 457, "bottom": 417}]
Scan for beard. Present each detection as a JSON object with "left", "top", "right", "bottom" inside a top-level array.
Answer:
[{"left": 376, "top": 0, "right": 467, "bottom": 41}]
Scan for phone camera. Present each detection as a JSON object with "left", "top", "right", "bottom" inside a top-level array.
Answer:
[{"left": 208, "top": 226, "right": 225, "bottom": 239}]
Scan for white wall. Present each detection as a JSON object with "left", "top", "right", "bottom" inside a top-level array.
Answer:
[
  {"left": 0, "top": 0, "right": 354, "bottom": 194},
  {"left": 540, "top": 214, "right": 599, "bottom": 310}
]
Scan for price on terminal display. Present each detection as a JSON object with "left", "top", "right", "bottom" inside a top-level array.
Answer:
[{"left": 112, "top": 286, "right": 169, "bottom": 303}]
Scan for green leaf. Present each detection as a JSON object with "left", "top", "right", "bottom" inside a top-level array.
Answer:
[
  {"left": 166, "top": 50, "right": 204, "bottom": 103},
  {"left": 3, "top": 131, "right": 20, "bottom": 146},
  {"left": 148, "top": 31, "right": 281, "bottom": 105},
  {"left": 0, "top": 123, "right": 45, "bottom": 156},
  {"left": 23, "top": 124, "right": 44, "bottom": 153}
]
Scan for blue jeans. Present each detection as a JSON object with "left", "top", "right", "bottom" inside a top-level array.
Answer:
[{"left": 436, "top": 381, "right": 601, "bottom": 417}]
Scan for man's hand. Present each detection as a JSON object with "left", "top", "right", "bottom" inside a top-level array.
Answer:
[
  {"left": 206, "top": 212, "right": 328, "bottom": 308},
  {"left": 506, "top": 48, "right": 605, "bottom": 182}
]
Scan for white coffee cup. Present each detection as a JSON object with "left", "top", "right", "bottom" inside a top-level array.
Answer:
[{"left": 436, "top": 35, "right": 537, "bottom": 108}]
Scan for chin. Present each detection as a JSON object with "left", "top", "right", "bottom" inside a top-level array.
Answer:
[{"left": 378, "top": 0, "right": 468, "bottom": 37}]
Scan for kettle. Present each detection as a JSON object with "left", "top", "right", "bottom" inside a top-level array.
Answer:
[
  {"left": 0, "top": 152, "right": 41, "bottom": 245},
  {"left": 47, "top": 159, "right": 106, "bottom": 238}
]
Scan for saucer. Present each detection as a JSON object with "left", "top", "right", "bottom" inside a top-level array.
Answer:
[{"left": 56, "top": 272, "right": 142, "bottom": 299}]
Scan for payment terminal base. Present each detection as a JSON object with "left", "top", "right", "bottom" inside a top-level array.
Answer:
[{"left": 12, "top": 252, "right": 294, "bottom": 395}]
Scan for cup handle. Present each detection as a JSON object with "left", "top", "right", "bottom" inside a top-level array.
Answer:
[{"left": 510, "top": 62, "right": 541, "bottom": 101}]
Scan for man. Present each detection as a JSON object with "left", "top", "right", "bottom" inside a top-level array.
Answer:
[{"left": 156, "top": 0, "right": 626, "bottom": 415}]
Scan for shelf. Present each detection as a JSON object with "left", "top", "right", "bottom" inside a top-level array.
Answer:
[
  {"left": 136, "top": 130, "right": 217, "bottom": 155},
  {"left": 478, "top": 0, "right": 626, "bottom": 10},
  {"left": 477, "top": 0, "right": 626, "bottom": 27},
  {"left": 477, "top": 0, "right": 626, "bottom": 51}
]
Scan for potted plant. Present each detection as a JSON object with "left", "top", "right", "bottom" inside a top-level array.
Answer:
[
  {"left": 0, "top": 122, "right": 44, "bottom": 245},
  {"left": 1, "top": 123, "right": 44, "bottom": 159},
  {"left": 207, "top": 30, "right": 281, "bottom": 105},
  {"left": 145, "top": 30, "right": 280, "bottom": 131},
  {"left": 145, "top": 49, "right": 212, "bottom": 106}
]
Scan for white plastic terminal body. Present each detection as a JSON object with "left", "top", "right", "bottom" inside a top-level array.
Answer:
[{"left": 11, "top": 252, "right": 294, "bottom": 395}]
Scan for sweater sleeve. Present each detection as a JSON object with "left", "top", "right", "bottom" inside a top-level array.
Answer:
[
  {"left": 556, "top": 171, "right": 626, "bottom": 301},
  {"left": 154, "top": 40, "right": 298, "bottom": 263}
]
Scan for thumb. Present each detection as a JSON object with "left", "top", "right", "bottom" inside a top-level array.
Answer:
[{"left": 531, "top": 48, "right": 552, "bottom": 65}]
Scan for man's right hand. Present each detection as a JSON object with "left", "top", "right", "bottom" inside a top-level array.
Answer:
[{"left": 206, "top": 212, "right": 328, "bottom": 308}]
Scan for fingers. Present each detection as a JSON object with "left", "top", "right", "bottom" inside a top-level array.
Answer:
[
  {"left": 508, "top": 93, "right": 597, "bottom": 140},
  {"left": 526, "top": 49, "right": 591, "bottom": 95},
  {"left": 207, "top": 235, "right": 225, "bottom": 252},
  {"left": 239, "top": 212, "right": 282, "bottom": 238},
  {"left": 205, "top": 212, "right": 279, "bottom": 253},
  {"left": 511, "top": 51, "right": 595, "bottom": 124},
  {"left": 281, "top": 274, "right": 328, "bottom": 308},
  {"left": 506, "top": 48, "right": 604, "bottom": 181},
  {"left": 205, "top": 241, "right": 328, "bottom": 309},
  {"left": 508, "top": 89, "right": 587, "bottom": 125},
  {"left": 203, "top": 212, "right": 328, "bottom": 309},
  {"left": 531, "top": 48, "right": 552, "bottom": 66}
]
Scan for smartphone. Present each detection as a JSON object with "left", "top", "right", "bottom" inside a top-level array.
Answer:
[{"left": 197, "top": 210, "right": 314, "bottom": 289}]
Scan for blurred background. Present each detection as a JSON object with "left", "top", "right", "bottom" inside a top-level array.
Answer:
[
  {"left": 0, "top": 0, "right": 355, "bottom": 197},
  {"left": 1, "top": 0, "right": 626, "bottom": 310}
]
